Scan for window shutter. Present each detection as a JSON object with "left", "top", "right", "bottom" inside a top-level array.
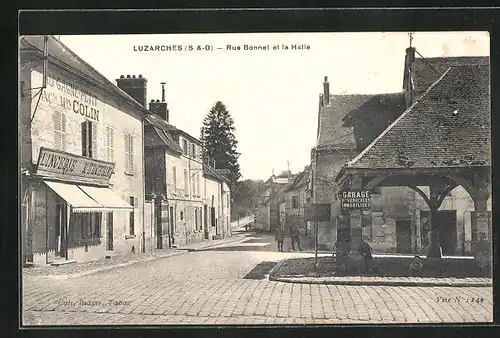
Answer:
[
  {"left": 125, "top": 133, "right": 130, "bottom": 172},
  {"left": 110, "top": 128, "right": 114, "bottom": 162},
  {"left": 173, "top": 167, "right": 177, "bottom": 189},
  {"left": 129, "top": 135, "right": 134, "bottom": 172},
  {"left": 106, "top": 127, "right": 110, "bottom": 162},
  {"left": 61, "top": 114, "right": 67, "bottom": 151},
  {"left": 134, "top": 197, "right": 138, "bottom": 207},
  {"left": 91, "top": 122, "right": 98, "bottom": 159},
  {"left": 53, "top": 111, "right": 62, "bottom": 150},
  {"left": 81, "top": 121, "right": 88, "bottom": 156}
]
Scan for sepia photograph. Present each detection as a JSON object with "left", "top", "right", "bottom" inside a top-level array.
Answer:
[{"left": 19, "top": 30, "right": 492, "bottom": 326}]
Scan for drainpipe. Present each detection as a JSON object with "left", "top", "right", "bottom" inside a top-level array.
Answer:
[{"left": 141, "top": 115, "right": 146, "bottom": 253}]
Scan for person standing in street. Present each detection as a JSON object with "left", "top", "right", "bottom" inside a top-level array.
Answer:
[
  {"left": 275, "top": 226, "right": 285, "bottom": 252},
  {"left": 359, "top": 237, "right": 376, "bottom": 273},
  {"left": 290, "top": 227, "right": 302, "bottom": 251}
]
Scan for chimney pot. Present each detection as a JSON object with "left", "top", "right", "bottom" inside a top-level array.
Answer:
[
  {"left": 126, "top": 75, "right": 131, "bottom": 78},
  {"left": 156, "top": 99, "right": 160, "bottom": 103},
  {"left": 150, "top": 99, "right": 155, "bottom": 102},
  {"left": 132, "top": 75, "right": 136, "bottom": 78},
  {"left": 139, "top": 74, "right": 143, "bottom": 78},
  {"left": 120, "top": 75, "right": 125, "bottom": 78}
]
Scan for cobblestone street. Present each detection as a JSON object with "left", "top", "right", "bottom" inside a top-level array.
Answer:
[{"left": 22, "top": 232, "right": 493, "bottom": 325}]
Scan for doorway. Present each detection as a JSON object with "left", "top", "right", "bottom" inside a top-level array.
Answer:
[
  {"left": 436, "top": 210, "right": 457, "bottom": 255},
  {"left": 396, "top": 219, "right": 412, "bottom": 253},
  {"left": 169, "top": 206, "right": 175, "bottom": 245},
  {"left": 55, "top": 203, "right": 67, "bottom": 257},
  {"left": 107, "top": 212, "right": 114, "bottom": 251},
  {"left": 203, "top": 205, "right": 208, "bottom": 239}
]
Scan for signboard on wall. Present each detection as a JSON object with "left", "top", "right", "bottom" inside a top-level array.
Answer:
[
  {"left": 36, "top": 147, "right": 114, "bottom": 183},
  {"left": 305, "top": 204, "right": 331, "bottom": 222},
  {"left": 339, "top": 190, "right": 371, "bottom": 210},
  {"left": 32, "top": 70, "right": 103, "bottom": 122}
]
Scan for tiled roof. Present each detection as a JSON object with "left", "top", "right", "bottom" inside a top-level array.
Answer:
[
  {"left": 284, "top": 167, "right": 310, "bottom": 192},
  {"left": 144, "top": 114, "right": 183, "bottom": 153},
  {"left": 20, "top": 35, "right": 146, "bottom": 112},
  {"left": 348, "top": 65, "right": 490, "bottom": 170},
  {"left": 203, "top": 165, "right": 229, "bottom": 183},
  {"left": 317, "top": 93, "right": 405, "bottom": 150},
  {"left": 410, "top": 56, "right": 489, "bottom": 93}
]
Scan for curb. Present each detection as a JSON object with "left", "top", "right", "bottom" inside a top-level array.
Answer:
[
  {"left": 268, "top": 276, "right": 492, "bottom": 287},
  {"left": 268, "top": 259, "right": 492, "bottom": 287},
  {"left": 48, "top": 251, "right": 188, "bottom": 279}
]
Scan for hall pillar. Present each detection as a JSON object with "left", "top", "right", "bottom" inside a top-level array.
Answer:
[
  {"left": 347, "top": 175, "right": 364, "bottom": 272},
  {"left": 426, "top": 185, "right": 443, "bottom": 258}
]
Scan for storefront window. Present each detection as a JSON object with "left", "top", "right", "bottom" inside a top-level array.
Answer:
[{"left": 70, "top": 212, "right": 102, "bottom": 247}]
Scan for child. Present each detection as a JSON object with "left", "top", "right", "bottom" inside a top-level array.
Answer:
[{"left": 275, "top": 227, "right": 285, "bottom": 252}]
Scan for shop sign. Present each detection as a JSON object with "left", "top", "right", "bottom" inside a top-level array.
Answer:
[
  {"left": 339, "top": 190, "right": 371, "bottom": 209},
  {"left": 33, "top": 70, "right": 102, "bottom": 122},
  {"left": 36, "top": 147, "right": 114, "bottom": 183}
]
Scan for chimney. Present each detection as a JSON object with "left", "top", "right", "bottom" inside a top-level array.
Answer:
[
  {"left": 323, "top": 76, "right": 330, "bottom": 106},
  {"left": 116, "top": 74, "right": 148, "bottom": 108},
  {"left": 404, "top": 47, "right": 416, "bottom": 107},
  {"left": 148, "top": 82, "right": 169, "bottom": 122}
]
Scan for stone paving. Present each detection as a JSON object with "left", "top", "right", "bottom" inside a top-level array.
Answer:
[{"left": 22, "top": 247, "right": 493, "bottom": 325}]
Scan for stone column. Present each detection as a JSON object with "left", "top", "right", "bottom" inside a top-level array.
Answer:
[{"left": 426, "top": 185, "right": 442, "bottom": 258}]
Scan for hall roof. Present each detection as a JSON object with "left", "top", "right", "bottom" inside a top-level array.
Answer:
[{"left": 346, "top": 64, "right": 490, "bottom": 170}]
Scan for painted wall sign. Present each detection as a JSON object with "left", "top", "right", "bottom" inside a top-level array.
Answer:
[
  {"left": 339, "top": 190, "right": 371, "bottom": 209},
  {"left": 32, "top": 70, "right": 102, "bottom": 122},
  {"left": 36, "top": 147, "right": 114, "bottom": 182}
]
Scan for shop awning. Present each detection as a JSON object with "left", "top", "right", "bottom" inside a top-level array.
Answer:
[
  {"left": 79, "top": 185, "right": 134, "bottom": 212},
  {"left": 44, "top": 181, "right": 104, "bottom": 213}
]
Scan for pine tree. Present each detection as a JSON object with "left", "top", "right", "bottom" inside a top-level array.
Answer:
[{"left": 201, "top": 101, "right": 241, "bottom": 188}]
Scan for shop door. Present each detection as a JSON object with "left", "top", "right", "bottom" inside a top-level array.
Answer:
[
  {"left": 107, "top": 212, "right": 114, "bottom": 251},
  {"left": 396, "top": 220, "right": 412, "bottom": 253},
  {"left": 55, "top": 203, "right": 67, "bottom": 257},
  {"left": 436, "top": 211, "right": 457, "bottom": 255},
  {"left": 169, "top": 206, "right": 175, "bottom": 244}
]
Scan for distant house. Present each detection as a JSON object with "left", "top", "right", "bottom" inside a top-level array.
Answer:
[
  {"left": 312, "top": 47, "right": 490, "bottom": 254},
  {"left": 283, "top": 166, "right": 311, "bottom": 236},
  {"left": 255, "top": 172, "right": 291, "bottom": 232}
]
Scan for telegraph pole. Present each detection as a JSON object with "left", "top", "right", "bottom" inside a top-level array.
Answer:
[{"left": 314, "top": 148, "right": 319, "bottom": 270}]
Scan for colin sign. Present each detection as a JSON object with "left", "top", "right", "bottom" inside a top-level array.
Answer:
[
  {"left": 36, "top": 147, "right": 115, "bottom": 183},
  {"left": 340, "top": 190, "right": 371, "bottom": 209}
]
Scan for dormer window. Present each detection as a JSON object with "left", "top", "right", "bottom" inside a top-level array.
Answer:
[{"left": 191, "top": 144, "right": 196, "bottom": 158}]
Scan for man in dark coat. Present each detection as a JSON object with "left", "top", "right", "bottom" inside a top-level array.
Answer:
[
  {"left": 359, "top": 237, "right": 375, "bottom": 273},
  {"left": 275, "top": 226, "right": 285, "bottom": 252},
  {"left": 290, "top": 227, "right": 302, "bottom": 251}
]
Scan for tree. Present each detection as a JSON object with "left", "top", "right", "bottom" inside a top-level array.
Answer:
[
  {"left": 231, "top": 179, "right": 267, "bottom": 219},
  {"left": 201, "top": 101, "right": 241, "bottom": 188}
]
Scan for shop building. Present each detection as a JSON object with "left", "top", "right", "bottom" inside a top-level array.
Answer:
[
  {"left": 20, "top": 36, "right": 147, "bottom": 265},
  {"left": 283, "top": 166, "right": 311, "bottom": 235}
]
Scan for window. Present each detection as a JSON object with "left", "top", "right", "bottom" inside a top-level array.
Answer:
[
  {"left": 194, "top": 207, "right": 198, "bottom": 230},
  {"left": 172, "top": 166, "right": 177, "bottom": 191},
  {"left": 292, "top": 195, "right": 299, "bottom": 209},
  {"left": 184, "top": 169, "right": 189, "bottom": 195},
  {"left": 180, "top": 211, "right": 184, "bottom": 221},
  {"left": 199, "top": 208, "right": 203, "bottom": 230},
  {"left": 129, "top": 196, "right": 136, "bottom": 235},
  {"left": 71, "top": 212, "right": 101, "bottom": 245},
  {"left": 183, "top": 139, "right": 188, "bottom": 155},
  {"left": 105, "top": 126, "right": 115, "bottom": 163},
  {"left": 124, "top": 133, "right": 134, "bottom": 175},
  {"left": 191, "top": 144, "right": 196, "bottom": 158},
  {"left": 192, "top": 173, "right": 196, "bottom": 196},
  {"left": 81, "top": 120, "right": 97, "bottom": 158},
  {"left": 53, "top": 111, "right": 67, "bottom": 151}
]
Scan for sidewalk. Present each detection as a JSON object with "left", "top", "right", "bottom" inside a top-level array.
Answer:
[{"left": 22, "top": 233, "right": 249, "bottom": 280}]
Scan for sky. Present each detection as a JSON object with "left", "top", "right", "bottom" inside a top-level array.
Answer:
[{"left": 59, "top": 32, "right": 489, "bottom": 181}]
